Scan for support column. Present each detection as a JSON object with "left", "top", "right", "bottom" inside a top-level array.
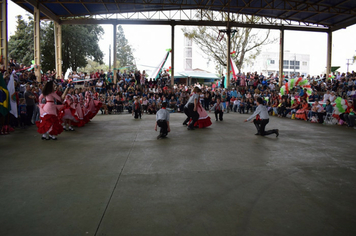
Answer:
[
  {"left": 171, "top": 24, "right": 175, "bottom": 87},
  {"left": 279, "top": 28, "right": 284, "bottom": 88},
  {"left": 54, "top": 22, "right": 62, "bottom": 80},
  {"left": 0, "top": 0, "right": 8, "bottom": 70},
  {"left": 33, "top": 6, "right": 41, "bottom": 82},
  {"left": 113, "top": 24, "right": 117, "bottom": 84},
  {"left": 226, "top": 26, "right": 231, "bottom": 88},
  {"left": 326, "top": 30, "right": 332, "bottom": 75}
]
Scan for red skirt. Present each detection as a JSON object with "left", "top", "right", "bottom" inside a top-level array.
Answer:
[
  {"left": 36, "top": 114, "right": 64, "bottom": 135},
  {"left": 195, "top": 117, "right": 212, "bottom": 128}
]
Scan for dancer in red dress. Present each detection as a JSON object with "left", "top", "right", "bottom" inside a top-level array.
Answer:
[{"left": 36, "top": 80, "right": 64, "bottom": 140}]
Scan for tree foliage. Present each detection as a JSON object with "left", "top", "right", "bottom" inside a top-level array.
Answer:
[
  {"left": 8, "top": 15, "right": 36, "bottom": 66},
  {"left": 8, "top": 16, "right": 104, "bottom": 73},
  {"left": 182, "top": 12, "right": 276, "bottom": 73},
  {"left": 116, "top": 25, "right": 136, "bottom": 70}
]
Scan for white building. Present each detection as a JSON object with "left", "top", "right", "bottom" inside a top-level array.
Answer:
[{"left": 252, "top": 51, "right": 310, "bottom": 77}]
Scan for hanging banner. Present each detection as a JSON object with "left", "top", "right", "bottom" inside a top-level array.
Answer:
[{"left": 150, "top": 49, "right": 171, "bottom": 80}]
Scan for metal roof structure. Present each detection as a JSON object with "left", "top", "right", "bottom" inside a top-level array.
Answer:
[{"left": 11, "top": 0, "right": 356, "bottom": 32}]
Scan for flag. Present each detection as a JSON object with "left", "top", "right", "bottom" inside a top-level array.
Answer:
[
  {"left": 0, "top": 73, "right": 10, "bottom": 116},
  {"left": 9, "top": 72, "right": 18, "bottom": 118},
  {"left": 151, "top": 50, "right": 171, "bottom": 80},
  {"left": 230, "top": 57, "right": 238, "bottom": 81}
]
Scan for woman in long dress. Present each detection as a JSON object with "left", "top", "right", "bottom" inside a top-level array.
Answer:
[
  {"left": 36, "top": 80, "right": 64, "bottom": 140},
  {"left": 190, "top": 89, "right": 212, "bottom": 128}
]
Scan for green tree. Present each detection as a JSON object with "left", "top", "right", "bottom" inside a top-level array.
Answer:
[
  {"left": 182, "top": 12, "right": 275, "bottom": 73},
  {"left": 8, "top": 15, "right": 35, "bottom": 66},
  {"left": 116, "top": 25, "right": 136, "bottom": 69},
  {"left": 61, "top": 24, "right": 104, "bottom": 72},
  {"left": 9, "top": 17, "right": 104, "bottom": 73}
]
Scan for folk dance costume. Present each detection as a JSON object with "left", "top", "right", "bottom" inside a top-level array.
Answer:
[
  {"left": 60, "top": 94, "right": 77, "bottom": 131},
  {"left": 93, "top": 92, "right": 102, "bottom": 115},
  {"left": 183, "top": 91, "right": 199, "bottom": 130},
  {"left": 132, "top": 100, "right": 142, "bottom": 119},
  {"left": 191, "top": 101, "right": 212, "bottom": 128},
  {"left": 155, "top": 103, "right": 170, "bottom": 139},
  {"left": 210, "top": 100, "right": 224, "bottom": 121},
  {"left": 73, "top": 94, "right": 85, "bottom": 127},
  {"left": 36, "top": 92, "right": 64, "bottom": 140},
  {"left": 245, "top": 98, "right": 279, "bottom": 137},
  {"left": 84, "top": 91, "right": 96, "bottom": 120}
]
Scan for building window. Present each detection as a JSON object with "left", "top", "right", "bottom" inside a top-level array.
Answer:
[
  {"left": 185, "top": 58, "right": 192, "bottom": 70},
  {"left": 185, "top": 37, "right": 192, "bottom": 46},
  {"left": 295, "top": 61, "right": 300, "bottom": 70},
  {"left": 185, "top": 48, "right": 192, "bottom": 58},
  {"left": 302, "top": 61, "right": 307, "bottom": 66},
  {"left": 283, "top": 60, "right": 289, "bottom": 69}
]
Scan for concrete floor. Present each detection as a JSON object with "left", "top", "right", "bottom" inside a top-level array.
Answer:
[{"left": 1, "top": 111, "right": 356, "bottom": 236}]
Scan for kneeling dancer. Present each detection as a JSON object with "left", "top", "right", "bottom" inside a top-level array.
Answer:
[{"left": 244, "top": 97, "right": 279, "bottom": 137}]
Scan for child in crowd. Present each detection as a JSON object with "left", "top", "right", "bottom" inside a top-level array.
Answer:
[
  {"left": 132, "top": 97, "right": 142, "bottom": 119},
  {"left": 19, "top": 98, "right": 27, "bottom": 128},
  {"left": 239, "top": 98, "right": 245, "bottom": 114}
]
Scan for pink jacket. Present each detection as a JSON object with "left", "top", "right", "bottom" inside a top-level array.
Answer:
[{"left": 38, "top": 92, "right": 62, "bottom": 116}]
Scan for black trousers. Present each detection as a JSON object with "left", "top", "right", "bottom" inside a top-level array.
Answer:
[
  {"left": 134, "top": 109, "right": 141, "bottom": 119},
  {"left": 253, "top": 119, "right": 278, "bottom": 136},
  {"left": 157, "top": 119, "right": 168, "bottom": 136},
  {"left": 183, "top": 103, "right": 199, "bottom": 128},
  {"left": 26, "top": 105, "right": 34, "bottom": 125},
  {"left": 215, "top": 110, "right": 223, "bottom": 121}
]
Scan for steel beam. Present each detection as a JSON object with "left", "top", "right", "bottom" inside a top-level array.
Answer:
[
  {"left": 279, "top": 28, "right": 284, "bottom": 88},
  {"left": 0, "top": 0, "right": 8, "bottom": 70},
  {"left": 326, "top": 30, "right": 332, "bottom": 76},
  {"left": 171, "top": 24, "right": 174, "bottom": 87},
  {"left": 54, "top": 22, "right": 62, "bottom": 80},
  {"left": 34, "top": 6, "right": 41, "bottom": 82},
  {"left": 60, "top": 18, "right": 330, "bottom": 32}
]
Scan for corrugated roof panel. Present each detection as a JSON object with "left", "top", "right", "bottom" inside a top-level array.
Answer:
[
  {"left": 64, "top": 3, "right": 92, "bottom": 15},
  {"left": 82, "top": 4, "right": 109, "bottom": 14},
  {"left": 44, "top": 3, "right": 72, "bottom": 16}
]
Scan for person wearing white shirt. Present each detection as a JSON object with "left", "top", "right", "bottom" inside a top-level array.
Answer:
[
  {"left": 329, "top": 91, "right": 336, "bottom": 102},
  {"left": 323, "top": 90, "right": 331, "bottom": 103},
  {"left": 155, "top": 102, "right": 170, "bottom": 139},
  {"left": 244, "top": 97, "right": 279, "bottom": 137}
]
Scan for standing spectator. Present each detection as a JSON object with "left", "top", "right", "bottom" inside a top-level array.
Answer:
[{"left": 24, "top": 84, "right": 35, "bottom": 125}]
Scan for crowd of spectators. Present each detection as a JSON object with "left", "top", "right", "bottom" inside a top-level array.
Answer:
[{"left": 1, "top": 58, "right": 356, "bottom": 134}]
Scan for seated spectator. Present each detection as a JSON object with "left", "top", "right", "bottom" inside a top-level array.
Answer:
[
  {"left": 340, "top": 100, "right": 354, "bottom": 126},
  {"left": 168, "top": 96, "right": 177, "bottom": 110},
  {"left": 308, "top": 100, "right": 324, "bottom": 123},
  {"left": 323, "top": 90, "right": 331, "bottom": 103},
  {"left": 124, "top": 98, "right": 133, "bottom": 113},
  {"left": 147, "top": 102, "right": 157, "bottom": 114},
  {"left": 142, "top": 97, "right": 148, "bottom": 113},
  {"left": 238, "top": 98, "right": 245, "bottom": 114},
  {"left": 233, "top": 98, "right": 239, "bottom": 112},
  {"left": 324, "top": 99, "right": 333, "bottom": 114},
  {"left": 296, "top": 99, "right": 309, "bottom": 120}
]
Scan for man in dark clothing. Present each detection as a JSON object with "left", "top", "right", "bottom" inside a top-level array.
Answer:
[{"left": 24, "top": 84, "right": 35, "bottom": 125}]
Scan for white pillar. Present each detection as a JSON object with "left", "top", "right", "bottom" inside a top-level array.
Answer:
[
  {"left": 54, "top": 22, "right": 62, "bottom": 79},
  {"left": 326, "top": 31, "right": 332, "bottom": 75}
]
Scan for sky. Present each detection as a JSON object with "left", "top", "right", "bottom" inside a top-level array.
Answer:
[{"left": 6, "top": 0, "right": 356, "bottom": 76}]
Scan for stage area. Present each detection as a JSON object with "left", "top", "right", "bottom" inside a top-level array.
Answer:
[{"left": 1, "top": 112, "right": 356, "bottom": 236}]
